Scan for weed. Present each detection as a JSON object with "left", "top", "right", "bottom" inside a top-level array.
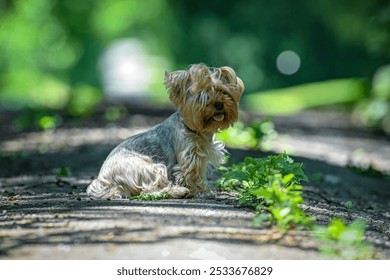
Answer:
[
  {"left": 344, "top": 201, "right": 354, "bottom": 211},
  {"left": 12, "top": 110, "right": 62, "bottom": 131},
  {"left": 216, "top": 153, "right": 376, "bottom": 258},
  {"left": 38, "top": 114, "right": 62, "bottom": 130},
  {"left": 104, "top": 106, "right": 127, "bottom": 122},
  {"left": 313, "top": 219, "right": 376, "bottom": 259},
  {"left": 53, "top": 167, "right": 72, "bottom": 177},
  {"left": 216, "top": 153, "right": 312, "bottom": 232},
  {"left": 349, "top": 164, "right": 390, "bottom": 180},
  {"left": 251, "top": 174, "right": 315, "bottom": 232}
]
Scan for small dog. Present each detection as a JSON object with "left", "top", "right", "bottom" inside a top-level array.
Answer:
[{"left": 87, "top": 64, "right": 244, "bottom": 199}]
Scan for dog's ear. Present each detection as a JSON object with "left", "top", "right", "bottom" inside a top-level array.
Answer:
[
  {"left": 236, "top": 77, "right": 245, "bottom": 97},
  {"left": 164, "top": 70, "right": 190, "bottom": 107},
  {"left": 218, "top": 67, "right": 237, "bottom": 84},
  {"left": 217, "top": 66, "right": 245, "bottom": 99}
]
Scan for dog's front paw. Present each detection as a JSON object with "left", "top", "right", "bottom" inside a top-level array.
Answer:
[{"left": 164, "top": 185, "right": 190, "bottom": 198}]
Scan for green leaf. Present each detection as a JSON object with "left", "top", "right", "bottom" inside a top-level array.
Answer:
[
  {"left": 327, "top": 219, "right": 347, "bottom": 239},
  {"left": 283, "top": 173, "right": 295, "bottom": 184},
  {"left": 279, "top": 207, "right": 291, "bottom": 217}
]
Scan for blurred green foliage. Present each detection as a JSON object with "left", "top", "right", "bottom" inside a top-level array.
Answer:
[
  {"left": 67, "top": 83, "right": 102, "bottom": 117},
  {"left": 314, "top": 219, "right": 376, "bottom": 259},
  {"left": 12, "top": 109, "right": 62, "bottom": 131},
  {"left": 0, "top": 0, "right": 173, "bottom": 111},
  {"left": 353, "top": 65, "right": 390, "bottom": 133},
  {"left": 244, "top": 78, "right": 368, "bottom": 115},
  {"left": 53, "top": 166, "right": 72, "bottom": 177},
  {"left": 169, "top": 0, "right": 389, "bottom": 91},
  {"left": 216, "top": 118, "right": 277, "bottom": 150},
  {"left": 104, "top": 105, "right": 127, "bottom": 122},
  {"left": 0, "top": 0, "right": 389, "bottom": 132}
]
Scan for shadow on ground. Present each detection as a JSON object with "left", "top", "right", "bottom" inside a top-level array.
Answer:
[{"left": 0, "top": 104, "right": 389, "bottom": 259}]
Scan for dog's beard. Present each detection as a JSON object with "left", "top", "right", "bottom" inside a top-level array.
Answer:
[{"left": 180, "top": 100, "right": 238, "bottom": 133}]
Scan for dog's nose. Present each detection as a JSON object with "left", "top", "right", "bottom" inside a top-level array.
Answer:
[{"left": 214, "top": 102, "right": 224, "bottom": 110}]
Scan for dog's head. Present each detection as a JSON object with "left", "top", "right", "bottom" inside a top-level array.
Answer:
[{"left": 164, "top": 64, "right": 244, "bottom": 133}]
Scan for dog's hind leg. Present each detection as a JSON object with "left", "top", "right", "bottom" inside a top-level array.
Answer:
[{"left": 86, "top": 151, "right": 187, "bottom": 199}]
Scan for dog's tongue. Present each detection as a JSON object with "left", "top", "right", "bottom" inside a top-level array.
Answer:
[{"left": 213, "top": 113, "right": 224, "bottom": 122}]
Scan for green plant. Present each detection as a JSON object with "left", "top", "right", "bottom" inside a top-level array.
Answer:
[
  {"left": 216, "top": 153, "right": 312, "bottom": 232},
  {"left": 217, "top": 153, "right": 307, "bottom": 191},
  {"left": 216, "top": 153, "right": 376, "bottom": 258},
  {"left": 104, "top": 106, "right": 127, "bottom": 122},
  {"left": 12, "top": 110, "right": 62, "bottom": 131},
  {"left": 53, "top": 167, "right": 73, "bottom": 177},
  {"left": 129, "top": 193, "right": 169, "bottom": 201},
  {"left": 251, "top": 174, "right": 315, "bottom": 232},
  {"left": 313, "top": 219, "right": 376, "bottom": 259},
  {"left": 38, "top": 114, "right": 62, "bottom": 130},
  {"left": 348, "top": 164, "right": 390, "bottom": 180},
  {"left": 344, "top": 201, "right": 354, "bottom": 210}
]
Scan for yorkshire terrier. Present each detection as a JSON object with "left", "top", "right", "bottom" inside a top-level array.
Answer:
[{"left": 87, "top": 64, "right": 244, "bottom": 199}]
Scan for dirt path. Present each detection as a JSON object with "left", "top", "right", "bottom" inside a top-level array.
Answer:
[{"left": 0, "top": 105, "right": 389, "bottom": 259}]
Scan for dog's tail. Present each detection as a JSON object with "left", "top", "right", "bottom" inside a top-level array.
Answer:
[{"left": 86, "top": 179, "right": 122, "bottom": 199}]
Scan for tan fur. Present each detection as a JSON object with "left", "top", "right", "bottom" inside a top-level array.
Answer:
[{"left": 165, "top": 64, "right": 244, "bottom": 133}]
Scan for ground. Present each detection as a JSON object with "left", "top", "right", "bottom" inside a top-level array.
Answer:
[{"left": 0, "top": 103, "right": 389, "bottom": 259}]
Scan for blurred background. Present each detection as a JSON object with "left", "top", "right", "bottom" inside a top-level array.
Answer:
[{"left": 0, "top": 0, "right": 389, "bottom": 134}]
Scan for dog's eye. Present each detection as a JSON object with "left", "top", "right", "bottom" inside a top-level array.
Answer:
[{"left": 221, "top": 91, "right": 231, "bottom": 97}]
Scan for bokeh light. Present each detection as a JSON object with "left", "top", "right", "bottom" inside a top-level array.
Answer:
[{"left": 276, "top": 50, "right": 301, "bottom": 75}]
